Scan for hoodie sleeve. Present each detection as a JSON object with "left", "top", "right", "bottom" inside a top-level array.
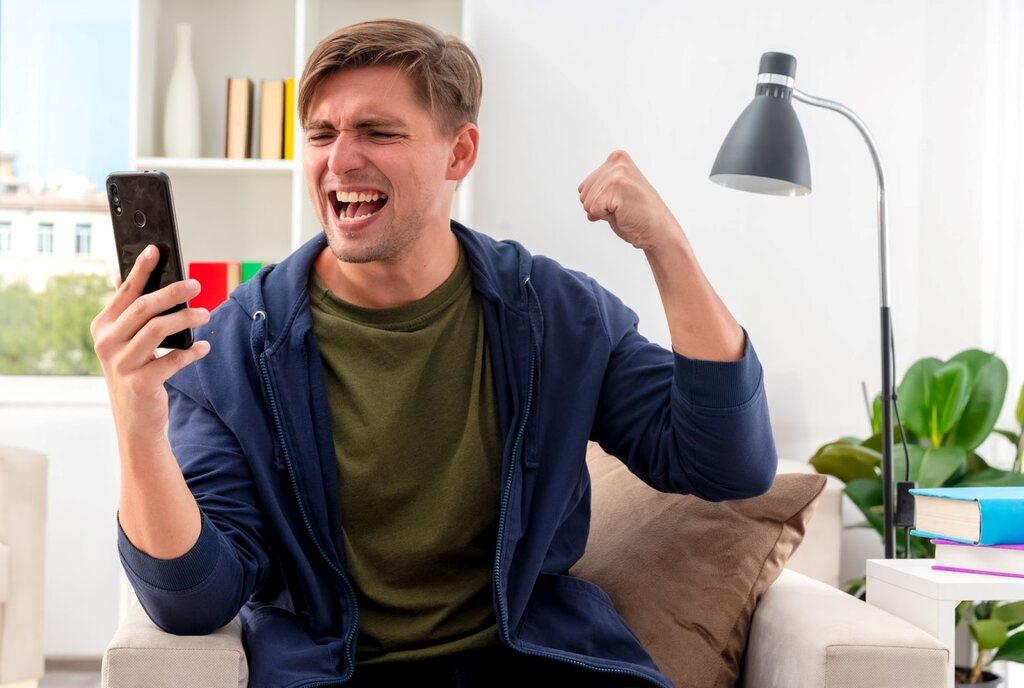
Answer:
[
  {"left": 116, "top": 362, "right": 271, "bottom": 635},
  {"left": 587, "top": 278, "right": 778, "bottom": 501}
]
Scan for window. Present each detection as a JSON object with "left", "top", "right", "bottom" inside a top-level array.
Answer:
[
  {"left": 36, "top": 222, "right": 53, "bottom": 254},
  {"left": 0, "top": 1, "right": 128, "bottom": 376},
  {"left": 75, "top": 222, "right": 92, "bottom": 254}
]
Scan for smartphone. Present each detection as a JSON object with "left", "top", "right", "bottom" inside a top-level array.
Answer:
[{"left": 106, "top": 171, "right": 194, "bottom": 350}]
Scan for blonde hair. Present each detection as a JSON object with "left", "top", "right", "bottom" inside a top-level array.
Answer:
[{"left": 298, "top": 18, "right": 483, "bottom": 137}]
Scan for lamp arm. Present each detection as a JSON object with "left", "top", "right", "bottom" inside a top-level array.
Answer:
[
  {"left": 792, "top": 87, "right": 898, "bottom": 558},
  {"left": 792, "top": 88, "right": 889, "bottom": 308}
]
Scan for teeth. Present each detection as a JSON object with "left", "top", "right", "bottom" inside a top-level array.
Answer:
[
  {"left": 338, "top": 212, "right": 375, "bottom": 222},
  {"left": 337, "top": 191, "right": 386, "bottom": 203}
]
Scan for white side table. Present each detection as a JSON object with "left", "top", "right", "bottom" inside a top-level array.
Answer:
[{"left": 867, "top": 558, "right": 1024, "bottom": 688}]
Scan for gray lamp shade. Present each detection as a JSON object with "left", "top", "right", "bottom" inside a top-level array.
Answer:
[{"left": 710, "top": 53, "right": 812, "bottom": 197}]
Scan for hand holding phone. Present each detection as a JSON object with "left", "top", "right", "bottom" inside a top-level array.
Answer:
[{"left": 92, "top": 171, "right": 213, "bottom": 445}]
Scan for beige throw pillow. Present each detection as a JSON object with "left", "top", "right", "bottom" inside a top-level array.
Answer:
[{"left": 570, "top": 443, "right": 826, "bottom": 688}]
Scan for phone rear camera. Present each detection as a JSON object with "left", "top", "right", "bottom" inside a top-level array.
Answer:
[
  {"left": 114, "top": 206, "right": 122, "bottom": 216},
  {"left": 133, "top": 211, "right": 146, "bottom": 228},
  {"left": 113, "top": 193, "right": 120, "bottom": 204},
  {"left": 110, "top": 183, "right": 118, "bottom": 194}
]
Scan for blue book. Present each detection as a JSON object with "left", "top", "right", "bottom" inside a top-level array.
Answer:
[{"left": 909, "top": 487, "right": 1024, "bottom": 546}]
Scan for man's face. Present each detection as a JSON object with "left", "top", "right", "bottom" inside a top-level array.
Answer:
[{"left": 303, "top": 65, "right": 461, "bottom": 265}]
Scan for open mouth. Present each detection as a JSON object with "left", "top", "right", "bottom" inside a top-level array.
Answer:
[{"left": 329, "top": 190, "right": 389, "bottom": 223}]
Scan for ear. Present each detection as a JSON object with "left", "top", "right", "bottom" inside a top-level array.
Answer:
[{"left": 445, "top": 123, "right": 479, "bottom": 182}]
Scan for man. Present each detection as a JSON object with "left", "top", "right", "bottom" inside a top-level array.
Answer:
[{"left": 92, "top": 18, "right": 777, "bottom": 688}]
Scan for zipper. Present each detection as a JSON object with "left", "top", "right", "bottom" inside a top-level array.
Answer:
[
  {"left": 491, "top": 281, "right": 665, "bottom": 688},
  {"left": 256, "top": 340, "right": 358, "bottom": 687}
]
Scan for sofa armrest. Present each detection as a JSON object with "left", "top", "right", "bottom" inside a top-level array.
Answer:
[
  {"left": 101, "top": 600, "right": 247, "bottom": 688},
  {"left": 742, "top": 568, "right": 949, "bottom": 688}
]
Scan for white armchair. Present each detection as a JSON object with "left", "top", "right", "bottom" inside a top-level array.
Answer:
[
  {"left": 103, "top": 455, "right": 948, "bottom": 688},
  {"left": 0, "top": 446, "right": 47, "bottom": 687}
]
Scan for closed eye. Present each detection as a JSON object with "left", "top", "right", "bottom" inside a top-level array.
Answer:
[{"left": 307, "top": 131, "right": 399, "bottom": 143}]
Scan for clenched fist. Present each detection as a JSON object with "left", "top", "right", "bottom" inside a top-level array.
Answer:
[{"left": 577, "top": 150, "right": 682, "bottom": 253}]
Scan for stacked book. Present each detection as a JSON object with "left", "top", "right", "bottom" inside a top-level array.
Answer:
[
  {"left": 910, "top": 487, "right": 1024, "bottom": 578},
  {"left": 225, "top": 77, "right": 296, "bottom": 160}
]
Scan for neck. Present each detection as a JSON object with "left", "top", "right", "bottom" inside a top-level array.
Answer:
[{"left": 315, "top": 226, "right": 460, "bottom": 309}]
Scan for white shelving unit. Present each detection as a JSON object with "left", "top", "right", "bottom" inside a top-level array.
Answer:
[{"left": 128, "top": 0, "right": 466, "bottom": 266}]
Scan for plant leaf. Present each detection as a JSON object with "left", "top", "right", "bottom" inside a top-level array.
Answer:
[
  {"left": 1016, "top": 381, "right": 1024, "bottom": 428},
  {"left": 891, "top": 443, "right": 925, "bottom": 483},
  {"left": 994, "top": 429, "right": 1021, "bottom": 447},
  {"left": 931, "top": 360, "right": 972, "bottom": 439},
  {"left": 993, "top": 628, "right": 1024, "bottom": 662},
  {"left": 907, "top": 535, "right": 934, "bottom": 558},
  {"left": 917, "top": 447, "right": 967, "bottom": 488},
  {"left": 844, "top": 478, "right": 884, "bottom": 535},
  {"left": 861, "top": 428, "right": 910, "bottom": 452},
  {"left": 898, "top": 358, "right": 943, "bottom": 438},
  {"left": 970, "top": 618, "right": 1008, "bottom": 650},
  {"left": 993, "top": 601, "right": 1024, "bottom": 627},
  {"left": 945, "top": 350, "right": 1008, "bottom": 451},
  {"left": 957, "top": 600, "right": 974, "bottom": 627},
  {"left": 809, "top": 443, "right": 881, "bottom": 483},
  {"left": 966, "top": 452, "right": 991, "bottom": 473},
  {"left": 954, "top": 467, "right": 1024, "bottom": 488},
  {"left": 808, "top": 437, "right": 860, "bottom": 460},
  {"left": 842, "top": 575, "right": 866, "bottom": 598}
]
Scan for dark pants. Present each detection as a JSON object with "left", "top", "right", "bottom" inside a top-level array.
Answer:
[{"left": 345, "top": 645, "right": 651, "bottom": 687}]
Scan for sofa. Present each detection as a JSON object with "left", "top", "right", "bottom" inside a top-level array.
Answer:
[
  {"left": 103, "top": 449, "right": 949, "bottom": 688},
  {"left": 0, "top": 446, "right": 47, "bottom": 688}
]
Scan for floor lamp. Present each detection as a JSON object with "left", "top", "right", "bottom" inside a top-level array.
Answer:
[{"left": 708, "top": 51, "right": 910, "bottom": 559}]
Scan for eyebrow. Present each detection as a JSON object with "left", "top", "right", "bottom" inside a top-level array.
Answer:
[{"left": 306, "top": 116, "right": 409, "bottom": 131}]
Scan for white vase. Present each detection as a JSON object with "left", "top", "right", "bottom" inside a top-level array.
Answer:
[{"left": 163, "top": 23, "right": 201, "bottom": 158}]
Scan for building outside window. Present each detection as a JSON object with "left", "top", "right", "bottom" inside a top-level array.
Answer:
[
  {"left": 36, "top": 221, "right": 53, "bottom": 254},
  {"left": 75, "top": 222, "right": 92, "bottom": 255},
  {"left": 0, "top": 0, "right": 127, "bottom": 376}
]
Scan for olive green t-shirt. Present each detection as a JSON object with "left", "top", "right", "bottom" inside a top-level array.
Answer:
[{"left": 307, "top": 246, "right": 502, "bottom": 664}]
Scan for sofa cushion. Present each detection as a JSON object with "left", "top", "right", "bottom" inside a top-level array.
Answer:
[{"left": 570, "top": 442, "right": 826, "bottom": 688}]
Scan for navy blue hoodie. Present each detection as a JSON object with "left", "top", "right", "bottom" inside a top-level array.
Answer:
[{"left": 117, "top": 222, "right": 778, "bottom": 688}]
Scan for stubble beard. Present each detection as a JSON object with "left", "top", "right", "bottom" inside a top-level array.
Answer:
[{"left": 323, "top": 207, "right": 423, "bottom": 265}]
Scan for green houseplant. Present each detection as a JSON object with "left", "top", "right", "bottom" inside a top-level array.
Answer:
[
  {"left": 956, "top": 600, "right": 1024, "bottom": 684},
  {"left": 809, "top": 348, "right": 1024, "bottom": 685}
]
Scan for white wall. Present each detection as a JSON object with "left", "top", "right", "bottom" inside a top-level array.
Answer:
[
  {"left": 468, "top": 0, "right": 938, "bottom": 462},
  {"left": 465, "top": 0, "right": 1007, "bottom": 581}
]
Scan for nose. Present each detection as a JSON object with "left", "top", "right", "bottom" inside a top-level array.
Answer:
[{"left": 327, "top": 132, "right": 364, "bottom": 176}]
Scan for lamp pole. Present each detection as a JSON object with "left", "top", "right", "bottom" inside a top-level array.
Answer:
[{"left": 789, "top": 88, "right": 896, "bottom": 559}]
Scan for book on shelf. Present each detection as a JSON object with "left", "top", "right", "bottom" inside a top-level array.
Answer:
[
  {"left": 189, "top": 262, "right": 240, "bottom": 312},
  {"left": 241, "top": 261, "right": 264, "bottom": 283},
  {"left": 931, "top": 538, "right": 1024, "bottom": 579},
  {"left": 188, "top": 261, "right": 265, "bottom": 310},
  {"left": 284, "top": 77, "right": 295, "bottom": 160},
  {"left": 225, "top": 77, "right": 254, "bottom": 159},
  {"left": 909, "top": 486, "right": 1024, "bottom": 546},
  {"left": 260, "top": 80, "right": 285, "bottom": 160}
]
